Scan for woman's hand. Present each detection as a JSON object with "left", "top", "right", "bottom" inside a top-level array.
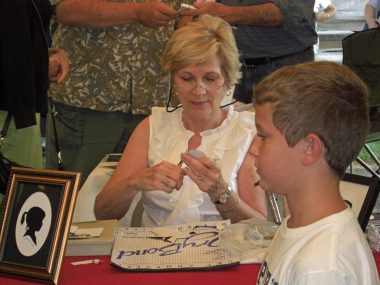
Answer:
[
  {"left": 48, "top": 48, "right": 69, "bottom": 83},
  {"left": 181, "top": 152, "right": 227, "bottom": 202},
  {"left": 131, "top": 161, "right": 185, "bottom": 193}
]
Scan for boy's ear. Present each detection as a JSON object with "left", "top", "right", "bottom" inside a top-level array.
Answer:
[{"left": 302, "top": 133, "right": 324, "bottom": 165}]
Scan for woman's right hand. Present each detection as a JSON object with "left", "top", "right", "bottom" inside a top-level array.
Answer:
[{"left": 130, "top": 161, "right": 185, "bottom": 193}]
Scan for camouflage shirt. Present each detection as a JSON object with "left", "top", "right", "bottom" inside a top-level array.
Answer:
[{"left": 49, "top": 0, "right": 190, "bottom": 115}]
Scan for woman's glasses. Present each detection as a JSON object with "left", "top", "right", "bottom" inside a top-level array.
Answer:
[{"left": 173, "top": 77, "right": 225, "bottom": 93}]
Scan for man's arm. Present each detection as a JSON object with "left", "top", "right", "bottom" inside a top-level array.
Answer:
[
  {"left": 55, "top": 0, "right": 177, "bottom": 29},
  {"left": 365, "top": 2, "right": 379, "bottom": 29},
  {"left": 315, "top": 4, "right": 336, "bottom": 22},
  {"left": 180, "top": 2, "right": 284, "bottom": 26}
]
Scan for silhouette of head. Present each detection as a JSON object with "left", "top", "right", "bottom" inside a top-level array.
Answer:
[{"left": 21, "top": 207, "right": 45, "bottom": 245}]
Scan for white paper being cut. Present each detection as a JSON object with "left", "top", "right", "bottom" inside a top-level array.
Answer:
[{"left": 111, "top": 220, "right": 239, "bottom": 271}]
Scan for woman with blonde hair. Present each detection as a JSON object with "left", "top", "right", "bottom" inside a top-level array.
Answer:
[{"left": 95, "top": 15, "right": 266, "bottom": 227}]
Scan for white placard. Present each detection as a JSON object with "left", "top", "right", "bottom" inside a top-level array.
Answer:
[{"left": 111, "top": 220, "right": 239, "bottom": 271}]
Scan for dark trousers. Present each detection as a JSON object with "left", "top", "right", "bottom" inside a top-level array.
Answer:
[
  {"left": 45, "top": 101, "right": 146, "bottom": 185},
  {"left": 233, "top": 48, "right": 315, "bottom": 103}
]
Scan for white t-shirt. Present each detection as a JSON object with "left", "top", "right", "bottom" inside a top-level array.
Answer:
[
  {"left": 142, "top": 106, "right": 255, "bottom": 227},
  {"left": 257, "top": 208, "right": 380, "bottom": 285}
]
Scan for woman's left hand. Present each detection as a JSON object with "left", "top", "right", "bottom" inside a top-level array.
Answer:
[{"left": 181, "top": 152, "right": 227, "bottom": 202}]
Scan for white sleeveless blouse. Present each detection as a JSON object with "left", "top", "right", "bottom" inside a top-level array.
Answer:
[{"left": 142, "top": 106, "right": 256, "bottom": 227}]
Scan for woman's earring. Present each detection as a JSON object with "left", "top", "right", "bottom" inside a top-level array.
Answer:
[{"left": 226, "top": 89, "right": 232, "bottom": 97}]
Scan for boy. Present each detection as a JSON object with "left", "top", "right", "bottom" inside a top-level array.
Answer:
[{"left": 252, "top": 61, "right": 380, "bottom": 284}]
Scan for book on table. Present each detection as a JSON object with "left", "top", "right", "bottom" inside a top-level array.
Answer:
[{"left": 65, "top": 219, "right": 118, "bottom": 256}]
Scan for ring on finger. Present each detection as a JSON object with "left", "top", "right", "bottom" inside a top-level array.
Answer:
[
  {"left": 161, "top": 179, "right": 171, "bottom": 187},
  {"left": 197, "top": 174, "right": 205, "bottom": 181}
]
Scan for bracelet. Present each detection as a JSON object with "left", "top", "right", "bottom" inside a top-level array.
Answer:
[{"left": 218, "top": 197, "right": 240, "bottom": 215}]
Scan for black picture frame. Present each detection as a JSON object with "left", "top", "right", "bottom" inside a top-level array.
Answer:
[
  {"left": 0, "top": 167, "right": 80, "bottom": 284},
  {"left": 102, "top": 153, "right": 122, "bottom": 163},
  {"left": 341, "top": 172, "right": 380, "bottom": 231}
]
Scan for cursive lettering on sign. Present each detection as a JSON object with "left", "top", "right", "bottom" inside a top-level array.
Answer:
[{"left": 116, "top": 231, "right": 219, "bottom": 259}]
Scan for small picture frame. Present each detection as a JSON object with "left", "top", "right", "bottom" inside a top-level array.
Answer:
[
  {"left": 0, "top": 167, "right": 80, "bottom": 284},
  {"left": 340, "top": 172, "right": 380, "bottom": 231},
  {"left": 101, "top": 153, "right": 122, "bottom": 163}
]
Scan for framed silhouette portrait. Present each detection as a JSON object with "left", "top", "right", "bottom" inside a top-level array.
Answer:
[{"left": 0, "top": 167, "right": 80, "bottom": 284}]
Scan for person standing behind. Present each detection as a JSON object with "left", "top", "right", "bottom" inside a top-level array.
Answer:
[
  {"left": 180, "top": 1, "right": 317, "bottom": 104},
  {"left": 0, "top": 0, "right": 69, "bottom": 207},
  {"left": 252, "top": 61, "right": 379, "bottom": 285},
  {"left": 314, "top": 0, "right": 337, "bottom": 22},
  {"left": 365, "top": 0, "right": 380, "bottom": 29},
  {"left": 46, "top": 0, "right": 192, "bottom": 183},
  {"left": 0, "top": 0, "right": 69, "bottom": 170},
  {"left": 313, "top": 0, "right": 337, "bottom": 53}
]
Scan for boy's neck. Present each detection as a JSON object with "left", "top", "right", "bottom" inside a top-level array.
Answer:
[{"left": 285, "top": 178, "right": 347, "bottom": 228}]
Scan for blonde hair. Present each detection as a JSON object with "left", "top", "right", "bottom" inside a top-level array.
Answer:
[
  {"left": 254, "top": 61, "right": 369, "bottom": 177},
  {"left": 160, "top": 15, "right": 241, "bottom": 88}
]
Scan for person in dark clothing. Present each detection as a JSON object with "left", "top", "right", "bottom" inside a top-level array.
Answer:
[{"left": 0, "top": 0, "right": 69, "bottom": 207}]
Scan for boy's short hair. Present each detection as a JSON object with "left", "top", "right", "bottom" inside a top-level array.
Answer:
[
  {"left": 160, "top": 14, "right": 241, "bottom": 88},
  {"left": 253, "top": 61, "right": 369, "bottom": 177}
]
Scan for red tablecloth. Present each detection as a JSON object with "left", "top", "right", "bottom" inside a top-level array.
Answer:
[{"left": 2, "top": 253, "right": 380, "bottom": 285}]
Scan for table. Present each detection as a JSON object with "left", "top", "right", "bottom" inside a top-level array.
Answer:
[
  {"left": 2, "top": 253, "right": 380, "bottom": 285},
  {"left": 3, "top": 256, "right": 258, "bottom": 285}
]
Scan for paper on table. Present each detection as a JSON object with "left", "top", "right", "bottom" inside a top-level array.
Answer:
[
  {"left": 218, "top": 218, "right": 278, "bottom": 264},
  {"left": 75, "top": 227, "right": 104, "bottom": 237},
  {"left": 70, "top": 225, "right": 79, "bottom": 234}
]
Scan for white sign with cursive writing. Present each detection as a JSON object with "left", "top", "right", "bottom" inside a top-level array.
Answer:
[{"left": 111, "top": 220, "right": 239, "bottom": 271}]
